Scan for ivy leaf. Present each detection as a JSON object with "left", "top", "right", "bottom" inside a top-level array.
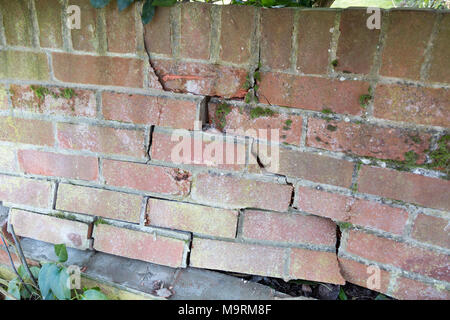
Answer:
[
  {"left": 7, "top": 278, "right": 21, "bottom": 300},
  {"left": 338, "top": 287, "right": 348, "bottom": 300},
  {"left": 141, "top": 0, "right": 155, "bottom": 24},
  {"left": 152, "top": 0, "right": 176, "bottom": 7},
  {"left": 81, "top": 289, "right": 108, "bottom": 300},
  {"left": 118, "top": 0, "right": 135, "bottom": 11},
  {"left": 90, "top": 0, "right": 111, "bottom": 8},
  {"left": 54, "top": 243, "right": 68, "bottom": 263},
  {"left": 38, "top": 263, "right": 59, "bottom": 299},
  {"left": 50, "top": 268, "right": 71, "bottom": 300}
]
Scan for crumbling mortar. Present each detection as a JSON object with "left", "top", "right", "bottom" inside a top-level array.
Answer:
[{"left": 420, "top": 12, "right": 442, "bottom": 82}]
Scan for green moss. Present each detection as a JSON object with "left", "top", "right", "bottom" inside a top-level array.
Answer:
[
  {"left": 331, "top": 59, "right": 338, "bottom": 67},
  {"left": 321, "top": 108, "right": 334, "bottom": 115},
  {"left": 427, "top": 134, "right": 450, "bottom": 177},
  {"left": 326, "top": 124, "right": 337, "bottom": 132},
  {"left": 285, "top": 119, "right": 292, "bottom": 126},
  {"left": 31, "top": 85, "right": 50, "bottom": 101},
  {"left": 404, "top": 151, "right": 419, "bottom": 166},
  {"left": 409, "top": 134, "right": 422, "bottom": 144},
  {"left": 254, "top": 70, "right": 261, "bottom": 82},
  {"left": 61, "top": 88, "right": 75, "bottom": 99},
  {"left": 215, "top": 103, "right": 232, "bottom": 130},
  {"left": 94, "top": 217, "right": 108, "bottom": 226},
  {"left": 359, "top": 94, "right": 372, "bottom": 108},
  {"left": 337, "top": 222, "right": 353, "bottom": 230},
  {"left": 249, "top": 106, "right": 276, "bottom": 119}
]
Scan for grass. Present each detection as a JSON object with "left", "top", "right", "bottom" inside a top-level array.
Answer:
[{"left": 331, "top": 0, "right": 396, "bottom": 8}]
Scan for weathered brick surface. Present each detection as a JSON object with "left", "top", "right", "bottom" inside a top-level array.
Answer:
[
  {"left": 289, "top": 248, "right": 345, "bottom": 284},
  {"left": 56, "top": 184, "right": 142, "bottom": 223},
  {"left": 358, "top": 166, "right": 450, "bottom": 211},
  {"left": 306, "top": 118, "right": 431, "bottom": 163},
  {"left": 52, "top": 53, "right": 144, "bottom": 87},
  {"left": 428, "top": 14, "right": 450, "bottom": 83},
  {"left": 259, "top": 73, "right": 369, "bottom": 115},
  {"left": 380, "top": 10, "right": 435, "bottom": 80},
  {"left": 102, "top": 159, "right": 191, "bottom": 196},
  {"left": 0, "top": 0, "right": 33, "bottom": 47},
  {"left": 18, "top": 150, "right": 98, "bottom": 181},
  {"left": 373, "top": 84, "right": 450, "bottom": 128},
  {"left": 191, "top": 173, "right": 293, "bottom": 212},
  {"left": 0, "top": 175, "right": 52, "bottom": 208},
  {"left": 147, "top": 198, "right": 238, "bottom": 238},
  {"left": 345, "top": 230, "right": 450, "bottom": 282},
  {"left": 0, "top": 145, "right": 17, "bottom": 173},
  {"left": 208, "top": 102, "right": 303, "bottom": 146},
  {"left": 180, "top": 3, "right": 211, "bottom": 60},
  {"left": 190, "top": 238, "right": 286, "bottom": 278},
  {"left": 411, "top": 214, "right": 450, "bottom": 249},
  {"left": 242, "top": 210, "right": 336, "bottom": 246},
  {"left": 392, "top": 276, "right": 450, "bottom": 300},
  {"left": 0, "top": 85, "right": 8, "bottom": 109},
  {"left": 10, "top": 209, "right": 89, "bottom": 250},
  {"left": 93, "top": 224, "right": 187, "bottom": 268},
  {"left": 70, "top": 0, "right": 99, "bottom": 52},
  {"left": 57, "top": 123, "right": 146, "bottom": 158},
  {"left": 102, "top": 92, "right": 197, "bottom": 129},
  {"left": 296, "top": 186, "right": 408, "bottom": 235},
  {"left": 35, "top": 0, "right": 63, "bottom": 48},
  {"left": 0, "top": 117, "right": 54, "bottom": 146},
  {"left": 144, "top": 7, "right": 172, "bottom": 56},
  {"left": 10, "top": 85, "right": 96, "bottom": 117},
  {"left": 297, "top": 10, "right": 335, "bottom": 74},
  {"left": 105, "top": 1, "right": 136, "bottom": 53},
  {"left": 0, "top": 51, "right": 49, "bottom": 81}
]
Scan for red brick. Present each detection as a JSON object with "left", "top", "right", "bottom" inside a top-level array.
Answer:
[
  {"left": 380, "top": 10, "right": 435, "bottom": 80},
  {"left": 52, "top": 53, "right": 144, "bottom": 88},
  {"left": 306, "top": 118, "right": 431, "bottom": 163},
  {"left": 56, "top": 183, "right": 142, "bottom": 223},
  {"left": 18, "top": 150, "right": 98, "bottom": 181},
  {"left": 180, "top": 3, "right": 211, "bottom": 60},
  {"left": 105, "top": 1, "right": 137, "bottom": 53},
  {"left": 261, "top": 8, "right": 293, "bottom": 70},
  {"left": 147, "top": 198, "right": 238, "bottom": 238},
  {"left": 242, "top": 210, "right": 336, "bottom": 246},
  {"left": 297, "top": 10, "right": 335, "bottom": 74},
  {"left": 393, "top": 276, "right": 450, "bottom": 300},
  {"left": 151, "top": 131, "right": 246, "bottom": 172},
  {"left": 289, "top": 248, "right": 345, "bottom": 284},
  {"left": 0, "top": 146, "right": 17, "bottom": 173},
  {"left": 0, "top": 248, "right": 39, "bottom": 268},
  {"left": 190, "top": 238, "right": 286, "bottom": 278},
  {"left": 10, "top": 209, "right": 89, "bottom": 250},
  {"left": 70, "top": 0, "right": 99, "bottom": 52},
  {"left": 0, "top": 175, "right": 52, "bottom": 208},
  {"left": 345, "top": 230, "right": 450, "bottom": 282},
  {"left": 373, "top": 84, "right": 450, "bottom": 127},
  {"left": 219, "top": 5, "right": 256, "bottom": 65},
  {"left": 358, "top": 166, "right": 450, "bottom": 211},
  {"left": 259, "top": 73, "right": 369, "bottom": 115},
  {"left": 207, "top": 102, "right": 303, "bottom": 146},
  {"left": 0, "top": 117, "right": 54, "bottom": 146},
  {"left": 0, "top": 51, "right": 50, "bottom": 81},
  {"left": 102, "top": 159, "right": 191, "bottom": 196},
  {"left": 35, "top": 0, "right": 63, "bottom": 49},
  {"left": 57, "top": 123, "right": 146, "bottom": 158},
  {"left": 296, "top": 186, "right": 408, "bottom": 235},
  {"left": 93, "top": 224, "right": 187, "bottom": 268},
  {"left": 10, "top": 85, "right": 96, "bottom": 117},
  {"left": 192, "top": 173, "right": 293, "bottom": 212},
  {"left": 0, "top": 0, "right": 33, "bottom": 47},
  {"left": 336, "top": 9, "right": 381, "bottom": 74},
  {"left": 151, "top": 59, "right": 247, "bottom": 98},
  {"left": 102, "top": 91, "right": 197, "bottom": 129},
  {"left": 411, "top": 214, "right": 450, "bottom": 249},
  {"left": 338, "top": 257, "right": 391, "bottom": 294},
  {"left": 429, "top": 14, "right": 450, "bottom": 83},
  {"left": 144, "top": 7, "right": 172, "bottom": 56}
]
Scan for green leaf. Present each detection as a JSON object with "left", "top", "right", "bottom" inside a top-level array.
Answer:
[
  {"left": 118, "top": 0, "right": 134, "bottom": 11},
  {"left": 90, "top": 0, "right": 111, "bottom": 8},
  {"left": 82, "top": 289, "right": 108, "bottom": 300},
  {"left": 54, "top": 244, "right": 68, "bottom": 263},
  {"left": 7, "top": 278, "right": 21, "bottom": 300},
  {"left": 141, "top": 0, "right": 155, "bottom": 24},
  {"left": 18, "top": 265, "right": 27, "bottom": 279},
  {"left": 38, "top": 263, "right": 60, "bottom": 299},
  {"left": 30, "top": 266, "right": 41, "bottom": 279},
  {"left": 338, "top": 287, "right": 348, "bottom": 300},
  {"left": 50, "top": 268, "right": 71, "bottom": 300},
  {"left": 152, "top": 0, "right": 176, "bottom": 7},
  {"left": 375, "top": 293, "right": 389, "bottom": 300}
]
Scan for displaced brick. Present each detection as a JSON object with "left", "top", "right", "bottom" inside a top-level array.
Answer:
[
  {"left": 289, "top": 248, "right": 345, "bottom": 284},
  {"left": 306, "top": 118, "right": 431, "bottom": 163},
  {"left": 345, "top": 230, "right": 450, "bottom": 282},
  {"left": 0, "top": 175, "right": 52, "bottom": 208},
  {"left": 296, "top": 186, "right": 408, "bottom": 235},
  {"left": 0, "top": 0, "right": 33, "bottom": 46},
  {"left": 147, "top": 198, "right": 238, "bottom": 238},
  {"left": 93, "top": 224, "right": 187, "bottom": 268},
  {"left": 180, "top": 3, "right": 211, "bottom": 60},
  {"left": 52, "top": 53, "right": 144, "bottom": 87},
  {"left": 190, "top": 238, "right": 285, "bottom": 278},
  {"left": 380, "top": 10, "right": 435, "bottom": 80},
  {"left": 0, "top": 145, "right": 17, "bottom": 173},
  {"left": 10, "top": 85, "right": 96, "bottom": 117},
  {"left": 18, "top": 150, "right": 98, "bottom": 181},
  {"left": 261, "top": 8, "right": 293, "bottom": 70},
  {"left": 0, "top": 117, "right": 54, "bottom": 146},
  {"left": 373, "top": 84, "right": 450, "bottom": 128},
  {"left": 0, "top": 51, "right": 49, "bottom": 81},
  {"left": 102, "top": 159, "right": 191, "bottom": 196},
  {"left": 10, "top": 209, "right": 89, "bottom": 250},
  {"left": 428, "top": 14, "right": 450, "bottom": 83},
  {"left": 259, "top": 73, "right": 369, "bottom": 115},
  {"left": 242, "top": 210, "right": 336, "bottom": 246},
  {"left": 393, "top": 276, "right": 450, "bottom": 300},
  {"left": 70, "top": 0, "right": 99, "bottom": 52},
  {"left": 56, "top": 184, "right": 142, "bottom": 223},
  {"left": 411, "top": 214, "right": 450, "bottom": 249},
  {"left": 297, "top": 10, "right": 336, "bottom": 74},
  {"left": 191, "top": 173, "right": 293, "bottom": 212},
  {"left": 57, "top": 123, "right": 146, "bottom": 158},
  {"left": 35, "top": 0, "right": 63, "bottom": 48},
  {"left": 144, "top": 7, "right": 172, "bottom": 56},
  {"left": 358, "top": 166, "right": 450, "bottom": 211},
  {"left": 105, "top": 1, "right": 137, "bottom": 53},
  {"left": 102, "top": 92, "right": 197, "bottom": 129}
]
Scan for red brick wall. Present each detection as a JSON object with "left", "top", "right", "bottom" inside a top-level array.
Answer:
[{"left": 0, "top": 2, "right": 449, "bottom": 299}]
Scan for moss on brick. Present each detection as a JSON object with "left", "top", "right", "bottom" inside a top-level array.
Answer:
[
  {"left": 427, "top": 134, "right": 450, "bottom": 178},
  {"left": 249, "top": 107, "right": 276, "bottom": 119},
  {"left": 215, "top": 103, "right": 232, "bottom": 130}
]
